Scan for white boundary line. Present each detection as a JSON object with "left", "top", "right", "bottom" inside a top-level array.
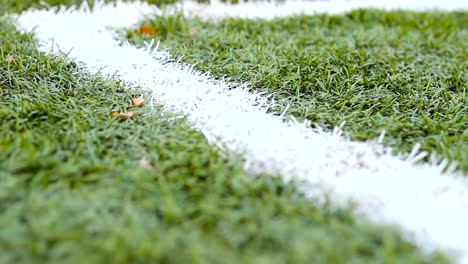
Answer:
[
  {"left": 14, "top": 1, "right": 468, "bottom": 262},
  {"left": 179, "top": 0, "right": 468, "bottom": 19}
]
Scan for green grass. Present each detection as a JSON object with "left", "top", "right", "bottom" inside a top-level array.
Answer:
[
  {"left": 0, "top": 0, "right": 465, "bottom": 262},
  {"left": 0, "top": 0, "right": 253, "bottom": 14},
  {"left": 128, "top": 10, "right": 468, "bottom": 172},
  {"left": 0, "top": 0, "right": 183, "bottom": 13},
  {"left": 0, "top": 16, "right": 452, "bottom": 263}
]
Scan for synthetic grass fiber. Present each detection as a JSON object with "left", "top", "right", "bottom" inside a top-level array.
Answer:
[
  {"left": 0, "top": 16, "right": 451, "bottom": 263},
  {"left": 128, "top": 10, "right": 468, "bottom": 172},
  {"left": 0, "top": 0, "right": 179, "bottom": 13}
]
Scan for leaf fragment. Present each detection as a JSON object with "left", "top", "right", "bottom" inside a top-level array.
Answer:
[
  {"left": 131, "top": 97, "right": 145, "bottom": 106},
  {"left": 112, "top": 111, "right": 134, "bottom": 119},
  {"left": 189, "top": 28, "right": 199, "bottom": 36},
  {"left": 138, "top": 25, "right": 156, "bottom": 36},
  {"left": 5, "top": 54, "right": 16, "bottom": 64},
  {"left": 139, "top": 157, "right": 154, "bottom": 170}
]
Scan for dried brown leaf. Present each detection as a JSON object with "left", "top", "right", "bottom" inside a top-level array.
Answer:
[
  {"left": 112, "top": 111, "right": 134, "bottom": 119},
  {"left": 5, "top": 54, "right": 16, "bottom": 65},
  {"left": 122, "top": 111, "right": 134, "bottom": 119},
  {"left": 131, "top": 97, "right": 145, "bottom": 106},
  {"left": 189, "top": 28, "right": 199, "bottom": 36},
  {"left": 139, "top": 157, "right": 154, "bottom": 170},
  {"left": 138, "top": 25, "right": 156, "bottom": 37}
]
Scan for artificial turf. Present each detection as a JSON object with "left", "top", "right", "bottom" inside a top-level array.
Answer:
[
  {"left": 0, "top": 0, "right": 180, "bottom": 13},
  {"left": 128, "top": 10, "right": 468, "bottom": 172},
  {"left": 0, "top": 14, "right": 453, "bottom": 263}
]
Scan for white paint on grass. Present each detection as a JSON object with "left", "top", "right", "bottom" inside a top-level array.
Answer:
[
  {"left": 15, "top": 1, "right": 468, "bottom": 263},
  {"left": 181, "top": 0, "right": 468, "bottom": 19}
]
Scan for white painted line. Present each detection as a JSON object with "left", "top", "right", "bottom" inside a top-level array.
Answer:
[
  {"left": 15, "top": 1, "right": 468, "bottom": 262},
  {"left": 180, "top": 0, "right": 468, "bottom": 19}
]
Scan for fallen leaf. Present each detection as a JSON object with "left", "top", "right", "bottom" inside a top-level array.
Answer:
[
  {"left": 5, "top": 54, "right": 16, "bottom": 65},
  {"left": 121, "top": 112, "right": 134, "bottom": 119},
  {"left": 139, "top": 157, "right": 154, "bottom": 170},
  {"left": 189, "top": 28, "right": 199, "bottom": 36},
  {"left": 131, "top": 97, "right": 145, "bottom": 106},
  {"left": 138, "top": 25, "right": 155, "bottom": 37},
  {"left": 112, "top": 111, "right": 134, "bottom": 119}
]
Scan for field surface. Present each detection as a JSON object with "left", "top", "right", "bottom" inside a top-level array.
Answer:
[
  {"left": 130, "top": 10, "right": 468, "bottom": 171},
  {"left": 1, "top": 0, "right": 467, "bottom": 263}
]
